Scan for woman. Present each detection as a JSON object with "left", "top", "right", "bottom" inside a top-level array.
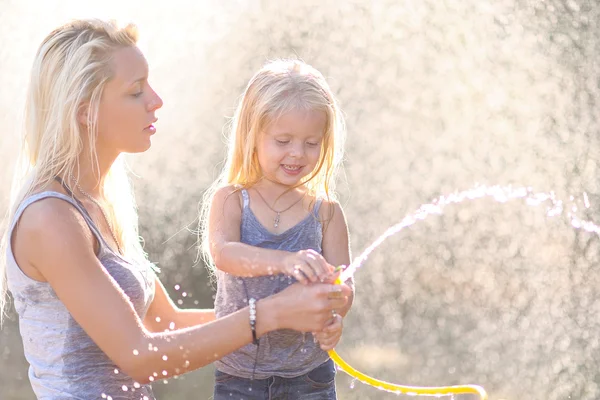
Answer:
[{"left": 0, "top": 19, "right": 350, "bottom": 400}]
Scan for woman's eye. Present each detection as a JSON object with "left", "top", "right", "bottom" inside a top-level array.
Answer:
[
  {"left": 306, "top": 142, "right": 320, "bottom": 146},
  {"left": 132, "top": 91, "right": 143, "bottom": 98},
  {"left": 276, "top": 140, "right": 289, "bottom": 145}
]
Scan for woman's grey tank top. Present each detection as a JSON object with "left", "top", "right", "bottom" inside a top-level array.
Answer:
[
  {"left": 214, "top": 188, "right": 330, "bottom": 379},
  {"left": 6, "top": 191, "right": 156, "bottom": 399}
]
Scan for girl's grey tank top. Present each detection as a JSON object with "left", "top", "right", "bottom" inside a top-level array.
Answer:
[{"left": 214, "top": 188, "right": 329, "bottom": 379}]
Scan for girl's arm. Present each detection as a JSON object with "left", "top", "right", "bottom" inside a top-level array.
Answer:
[
  {"left": 209, "top": 186, "right": 331, "bottom": 282},
  {"left": 321, "top": 199, "right": 355, "bottom": 317},
  {"left": 13, "top": 198, "right": 350, "bottom": 384}
]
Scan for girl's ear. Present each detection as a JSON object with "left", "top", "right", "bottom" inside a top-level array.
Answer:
[{"left": 77, "top": 102, "right": 89, "bottom": 126}]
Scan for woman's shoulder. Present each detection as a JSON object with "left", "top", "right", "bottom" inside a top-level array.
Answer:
[{"left": 15, "top": 191, "right": 94, "bottom": 250}]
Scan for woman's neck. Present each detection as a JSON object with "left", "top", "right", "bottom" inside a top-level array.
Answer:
[{"left": 70, "top": 147, "right": 119, "bottom": 197}]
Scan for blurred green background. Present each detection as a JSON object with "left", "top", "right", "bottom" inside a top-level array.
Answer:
[{"left": 1, "top": 0, "right": 600, "bottom": 399}]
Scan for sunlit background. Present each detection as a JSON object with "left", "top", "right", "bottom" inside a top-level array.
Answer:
[{"left": 1, "top": 0, "right": 600, "bottom": 399}]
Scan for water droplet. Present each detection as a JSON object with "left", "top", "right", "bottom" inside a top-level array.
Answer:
[
  {"left": 162, "top": 355, "right": 168, "bottom": 361},
  {"left": 122, "top": 385, "right": 128, "bottom": 391},
  {"left": 584, "top": 192, "right": 590, "bottom": 208},
  {"left": 174, "top": 284, "right": 180, "bottom": 290},
  {"left": 133, "top": 349, "right": 139, "bottom": 356}
]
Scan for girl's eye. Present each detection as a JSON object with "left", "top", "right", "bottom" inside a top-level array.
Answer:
[
  {"left": 132, "top": 91, "right": 143, "bottom": 98},
  {"left": 306, "top": 142, "right": 320, "bottom": 147},
  {"left": 276, "top": 140, "right": 289, "bottom": 145}
]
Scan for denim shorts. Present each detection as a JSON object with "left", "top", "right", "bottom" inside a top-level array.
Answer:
[{"left": 213, "top": 359, "right": 337, "bottom": 400}]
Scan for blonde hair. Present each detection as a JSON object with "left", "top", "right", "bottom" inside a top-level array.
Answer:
[
  {"left": 199, "top": 59, "right": 346, "bottom": 268},
  {"left": 0, "top": 19, "right": 147, "bottom": 324}
]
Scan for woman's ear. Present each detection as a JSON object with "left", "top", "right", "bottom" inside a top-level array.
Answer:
[{"left": 77, "top": 102, "right": 89, "bottom": 125}]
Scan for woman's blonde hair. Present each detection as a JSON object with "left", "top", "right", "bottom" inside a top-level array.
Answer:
[
  {"left": 0, "top": 19, "right": 147, "bottom": 324},
  {"left": 199, "top": 59, "right": 346, "bottom": 269}
]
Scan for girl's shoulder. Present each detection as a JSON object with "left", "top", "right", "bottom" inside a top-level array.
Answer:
[
  {"left": 212, "top": 184, "right": 245, "bottom": 210},
  {"left": 314, "top": 195, "right": 345, "bottom": 222},
  {"left": 214, "top": 184, "right": 241, "bottom": 195}
]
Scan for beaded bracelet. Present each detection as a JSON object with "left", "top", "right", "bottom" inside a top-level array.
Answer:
[{"left": 248, "top": 298, "right": 259, "bottom": 345}]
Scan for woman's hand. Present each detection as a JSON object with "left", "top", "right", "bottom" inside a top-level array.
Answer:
[{"left": 267, "top": 282, "right": 351, "bottom": 333}]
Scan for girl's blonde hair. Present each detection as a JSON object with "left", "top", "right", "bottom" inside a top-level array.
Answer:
[
  {"left": 0, "top": 19, "right": 147, "bottom": 324},
  {"left": 199, "top": 59, "right": 346, "bottom": 268}
]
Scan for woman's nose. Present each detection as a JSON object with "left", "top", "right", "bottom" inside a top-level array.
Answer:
[{"left": 147, "top": 87, "right": 164, "bottom": 111}]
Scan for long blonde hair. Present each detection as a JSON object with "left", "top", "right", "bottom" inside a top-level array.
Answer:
[
  {"left": 199, "top": 59, "right": 346, "bottom": 268},
  {"left": 0, "top": 19, "right": 148, "bottom": 324}
]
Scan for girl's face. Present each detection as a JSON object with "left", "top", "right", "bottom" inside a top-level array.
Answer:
[
  {"left": 256, "top": 108, "right": 326, "bottom": 188},
  {"left": 94, "top": 46, "right": 163, "bottom": 155}
]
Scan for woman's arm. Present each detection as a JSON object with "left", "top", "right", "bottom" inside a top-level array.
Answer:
[
  {"left": 14, "top": 198, "right": 350, "bottom": 384},
  {"left": 143, "top": 278, "right": 215, "bottom": 332},
  {"left": 321, "top": 200, "right": 355, "bottom": 317},
  {"left": 209, "top": 186, "right": 331, "bottom": 282}
]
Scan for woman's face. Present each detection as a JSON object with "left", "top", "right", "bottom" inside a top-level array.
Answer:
[{"left": 94, "top": 46, "right": 163, "bottom": 155}]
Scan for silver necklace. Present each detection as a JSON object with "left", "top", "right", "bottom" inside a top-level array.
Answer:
[
  {"left": 254, "top": 188, "right": 306, "bottom": 228},
  {"left": 70, "top": 174, "right": 123, "bottom": 254}
]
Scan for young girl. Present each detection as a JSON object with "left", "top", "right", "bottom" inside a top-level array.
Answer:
[
  {"left": 202, "top": 60, "right": 354, "bottom": 399},
  {"left": 0, "top": 20, "right": 351, "bottom": 400}
]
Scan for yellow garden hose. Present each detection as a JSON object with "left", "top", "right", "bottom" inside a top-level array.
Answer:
[
  {"left": 330, "top": 277, "right": 488, "bottom": 399},
  {"left": 328, "top": 349, "right": 487, "bottom": 399}
]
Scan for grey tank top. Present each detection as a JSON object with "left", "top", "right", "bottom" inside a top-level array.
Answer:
[
  {"left": 6, "top": 191, "right": 156, "bottom": 399},
  {"left": 214, "top": 188, "right": 329, "bottom": 379}
]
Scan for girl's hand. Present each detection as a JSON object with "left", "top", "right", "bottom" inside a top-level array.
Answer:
[
  {"left": 282, "top": 249, "right": 335, "bottom": 284},
  {"left": 313, "top": 313, "right": 343, "bottom": 351}
]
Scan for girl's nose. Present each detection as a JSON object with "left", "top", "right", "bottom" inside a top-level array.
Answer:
[{"left": 289, "top": 142, "right": 304, "bottom": 158}]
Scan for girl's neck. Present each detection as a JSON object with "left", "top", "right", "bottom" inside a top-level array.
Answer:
[{"left": 253, "top": 179, "right": 305, "bottom": 197}]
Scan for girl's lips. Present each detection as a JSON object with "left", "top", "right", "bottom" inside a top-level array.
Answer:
[{"left": 281, "top": 164, "right": 303, "bottom": 175}]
